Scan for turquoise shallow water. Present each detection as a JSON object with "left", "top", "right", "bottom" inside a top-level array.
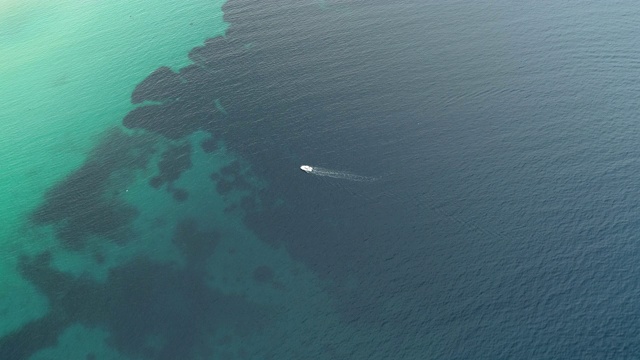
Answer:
[
  {"left": 5, "top": 0, "right": 640, "bottom": 359},
  {"left": 0, "top": 0, "right": 231, "bottom": 351},
  {"left": 0, "top": 0, "right": 226, "bottom": 221}
]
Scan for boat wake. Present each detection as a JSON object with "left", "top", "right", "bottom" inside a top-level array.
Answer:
[{"left": 300, "top": 165, "right": 376, "bottom": 182}]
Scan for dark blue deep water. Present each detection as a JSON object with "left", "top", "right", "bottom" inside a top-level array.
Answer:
[
  {"left": 5, "top": 0, "right": 640, "bottom": 359},
  {"left": 234, "top": 1, "right": 640, "bottom": 357}
]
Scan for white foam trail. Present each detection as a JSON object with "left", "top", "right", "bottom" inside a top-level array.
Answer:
[{"left": 301, "top": 165, "right": 376, "bottom": 182}]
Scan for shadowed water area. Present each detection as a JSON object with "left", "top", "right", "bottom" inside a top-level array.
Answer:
[{"left": 3, "top": 0, "right": 640, "bottom": 359}]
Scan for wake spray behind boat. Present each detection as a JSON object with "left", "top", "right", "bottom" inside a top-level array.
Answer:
[{"left": 299, "top": 165, "right": 376, "bottom": 181}]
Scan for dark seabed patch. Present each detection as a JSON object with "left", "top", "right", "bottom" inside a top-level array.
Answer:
[
  {"left": 200, "top": 136, "right": 218, "bottom": 153},
  {"left": 148, "top": 142, "right": 193, "bottom": 201},
  {"left": 149, "top": 143, "right": 193, "bottom": 189},
  {"left": 169, "top": 186, "right": 190, "bottom": 202},
  {"left": 210, "top": 160, "right": 253, "bottom": 196},
  {"left": 252, "top": 264, "right": 274, "bottom": 283},
  {"left": 0, "top": 220, "right": 269, "bottom": 360},
  {"left": 172, "top": 218, "right": 219, "bottom": 267},
  {"left": 131, "top": 66, "right": 187, "bottom": 105},
  {"left": 30, "top": 128, "right": 156, "bottom": 250}
]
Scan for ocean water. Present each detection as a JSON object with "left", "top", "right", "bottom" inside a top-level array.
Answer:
[{"left": 2, "top": 0, "right": 640, "bottom": 359}]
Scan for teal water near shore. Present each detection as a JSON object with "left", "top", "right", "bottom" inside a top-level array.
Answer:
[
  {"left": 0, "top": 0, "right": 230, "bottom": 350},
  {"left": 0, "top": 0, "right": 225, "bottom": 235}
]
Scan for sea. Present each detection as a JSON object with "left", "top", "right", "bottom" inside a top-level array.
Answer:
[{"left": 1, "top": 0, "right": 640, "bottom": 359}]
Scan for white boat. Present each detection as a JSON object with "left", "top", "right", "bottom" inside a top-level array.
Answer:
[{"left": 300, "top": 165, "right": 313, "bottom": 173}]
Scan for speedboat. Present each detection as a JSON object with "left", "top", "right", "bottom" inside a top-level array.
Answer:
[{"left": 300, "top": 165, "right": 313, "bottom": 173}]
